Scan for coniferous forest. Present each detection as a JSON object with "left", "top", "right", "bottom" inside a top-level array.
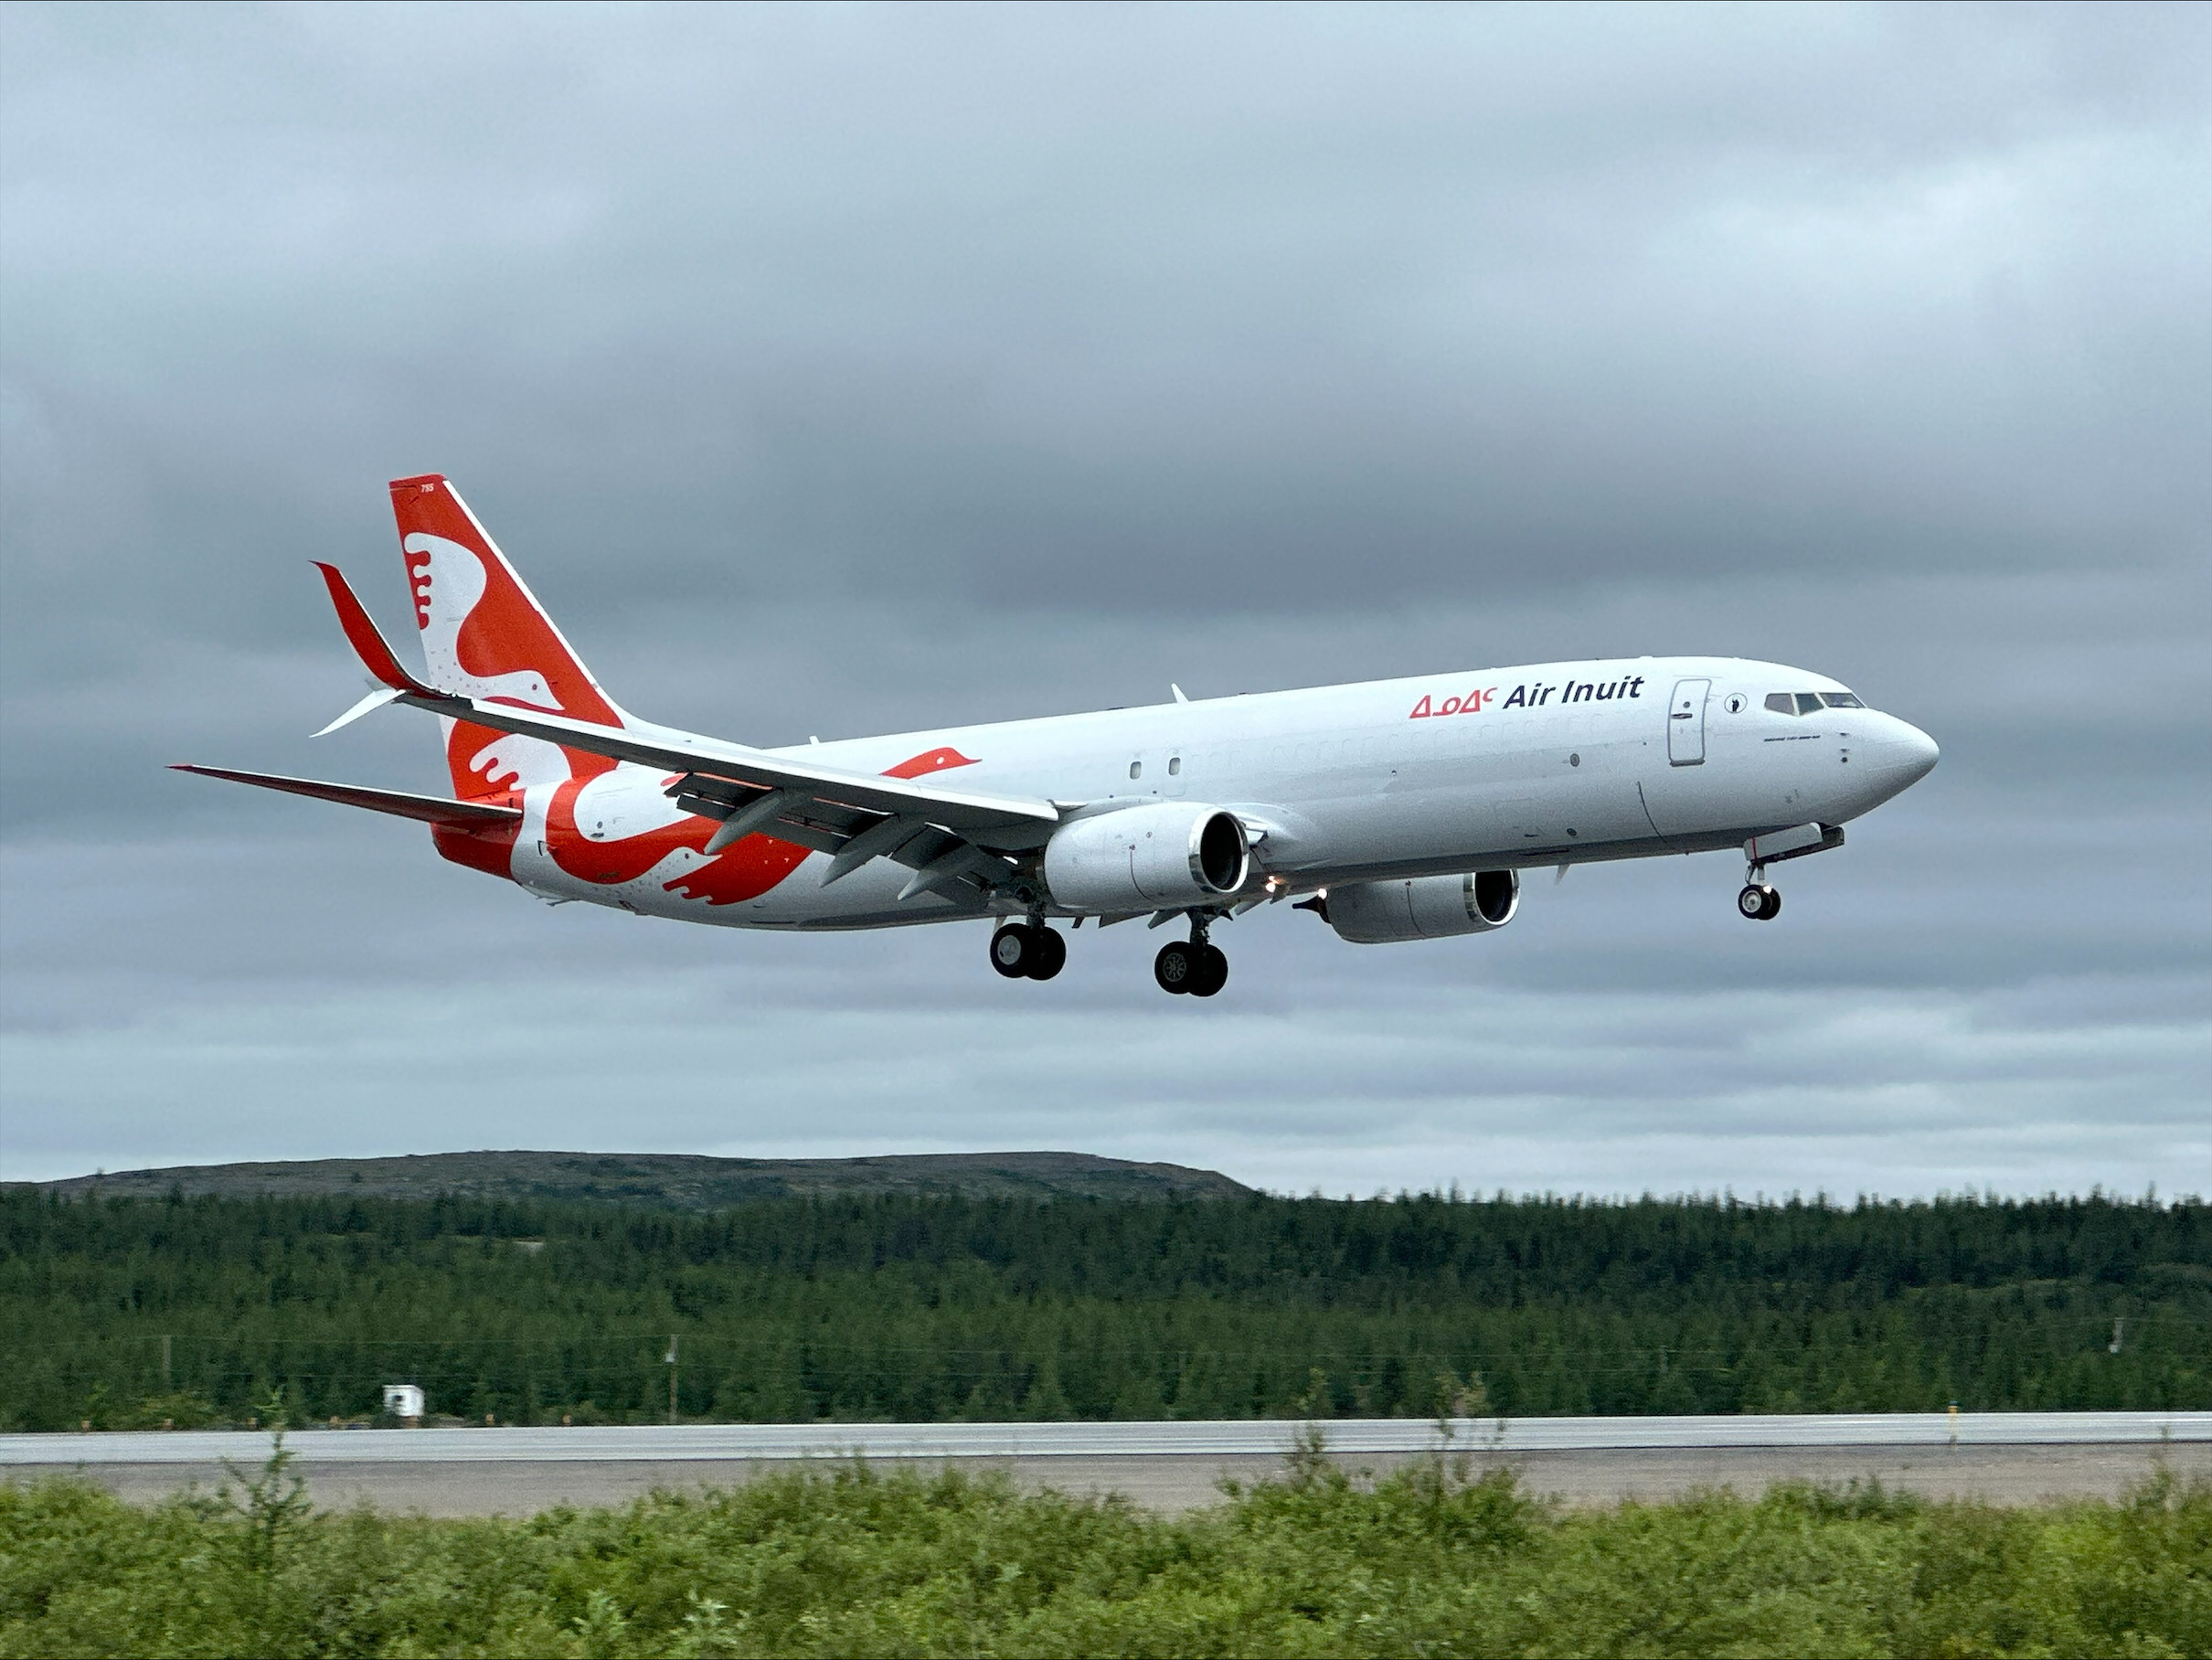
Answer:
[{"left": 4, "top": 1188, "right": 2204, "bottom": 1431}]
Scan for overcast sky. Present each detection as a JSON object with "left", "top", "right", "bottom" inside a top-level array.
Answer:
[{"left": 3, "top": 2, "right": 2206, "bottom": 1197}]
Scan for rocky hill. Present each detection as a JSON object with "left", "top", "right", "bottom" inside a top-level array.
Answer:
[{"left": 23, "top": 1149, "right": 1250, "bottom": 1207}]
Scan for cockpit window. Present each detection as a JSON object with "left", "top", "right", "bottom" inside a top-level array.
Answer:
[
  {"left": 1767, "top": 691, "right": 1850, "bottom": 716},
  {"left": 1769, "top": 691, "right": 1863, "bottom": 715}
]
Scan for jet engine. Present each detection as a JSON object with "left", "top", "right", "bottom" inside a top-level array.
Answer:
[
  {"left": 1044, "top": 803, "right": 1250, "bottom": 911},
  {"left": 1326, "top": 869, "right": 1520, "bottom": 943}
]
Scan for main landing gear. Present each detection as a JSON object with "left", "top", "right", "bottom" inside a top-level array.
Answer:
[
  {"left": 990, "top": 920, "right": 1066, "bottom": 980},
  {"left": 990, "top": 912, "right": 1228, "bottom": 995},
  {"left": 1737, "top": 866, "right": 1782, "bottom": 921},
  {"left": 1154, "top": 918, "right": 1228, "bottom": 998}
]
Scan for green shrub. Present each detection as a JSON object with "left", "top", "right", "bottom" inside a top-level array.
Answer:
[{"left": 2, "top": 1446, "right": 2204, "bottom": 1658}]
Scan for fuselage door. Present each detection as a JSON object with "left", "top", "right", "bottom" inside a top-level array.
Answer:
[{"left": 1667, "top": 677, "right": 1710, "bottom": 766}]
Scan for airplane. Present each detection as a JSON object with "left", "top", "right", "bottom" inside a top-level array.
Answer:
[{"left": 177, "top": 474, "right": 1940, "bottom": 997}]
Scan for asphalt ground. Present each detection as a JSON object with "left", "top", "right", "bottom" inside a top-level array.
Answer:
[{"left": 7, "top": 1414, "right": 2204, "bottom": 1516}]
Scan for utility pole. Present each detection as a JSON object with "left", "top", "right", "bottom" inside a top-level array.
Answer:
[{"left": 665, "top": 1335, "right": 679, "bottom": 1425}]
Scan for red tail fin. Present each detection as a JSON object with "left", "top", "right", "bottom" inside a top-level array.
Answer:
[{"left": 388, "top": 474, "right": 624, "bottom": 797}]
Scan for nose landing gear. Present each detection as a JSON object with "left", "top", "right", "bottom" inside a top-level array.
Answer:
[
  {"left": 1154, "top": 916, "right": 1228, "bottom": 996},
  {"left": 1737, "top": 865, "right": 1781, "bottom": 921},
  {"left": 990, "top": 920, "right": 1067, "bottom": 980}
]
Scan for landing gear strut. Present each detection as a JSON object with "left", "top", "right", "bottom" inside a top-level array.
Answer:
[
  {"left": 990, "top": 920, "right": 1067, "bottom": 980},
  {"left": 1737, "top": 866, "right": 1781, "bottom": 922},
  {"left": 1154, "top": 916, "right": 1228, "bottom": 997}
]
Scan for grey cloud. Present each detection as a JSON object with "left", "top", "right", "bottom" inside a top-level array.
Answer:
[
  {"left": 1, "top": 2, "right": 2206, "bottom": 1193},
  {"left": 7, "top": 5, "right": 2206, "bottom": 638},
  {"left": 5, "top": 966, "right": 2201, "bottom": 1199}
]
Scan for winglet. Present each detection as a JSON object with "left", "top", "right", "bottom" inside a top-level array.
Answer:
[{"left": 313, "top": 562, "right": 438, "bottom": 697}]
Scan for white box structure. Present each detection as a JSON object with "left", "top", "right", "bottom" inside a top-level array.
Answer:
[{"left": 381, "top": 1384, "right": 425, "bottom": 1420}]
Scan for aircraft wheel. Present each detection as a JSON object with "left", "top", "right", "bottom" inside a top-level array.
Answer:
[
  {"left": 1154, "top": 941, "right": 1196, "bottom": 995},
  {"left": 990, "top": 923, "right": 1035, "bottom": 978},
  {"left": 1027, "top": 926, "right": 1067, "bottom": 981},
  {"left": 1738, "top": 883, "right": 1780, "bottom": 921},
  {"left": 1187, "top": 943, "right": 1228, "bottom": 998}
]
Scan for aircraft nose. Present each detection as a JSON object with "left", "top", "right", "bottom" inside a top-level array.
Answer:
[{"left": 1890, "top": 719, "right": 1940, "bottom": 783}]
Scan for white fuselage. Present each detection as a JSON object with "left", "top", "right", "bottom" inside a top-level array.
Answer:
[{"left": 503, "top": 655, "right": 1939, "bottom": 931}]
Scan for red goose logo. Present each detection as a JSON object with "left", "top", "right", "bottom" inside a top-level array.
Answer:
[{"left": 531, "top": 744, "right": 988, "bottom": 907}]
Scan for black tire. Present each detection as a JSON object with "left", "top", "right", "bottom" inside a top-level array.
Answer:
[
  {"left": 1758, "top": 886, "right": 1782, "bottom": 921},
  {"left": 1027, "top": 927, "right": 1067, "bottom": 981},
  {"left": 1737, "top": 884, "right": 1767, "bottom": 920},
  {"left": 1187, "top": 943, "right": 1228, "bottom": 998},
  {"left": 990, "top": 924, "right": 1033, "bottom": 978},
  {"left": 1154, "top": 941, "right": 1196, "bottom": 995}
]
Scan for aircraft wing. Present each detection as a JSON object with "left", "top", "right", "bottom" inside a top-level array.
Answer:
[{"left": 314, "top": 563, "right": 1060, "bottom": 859}]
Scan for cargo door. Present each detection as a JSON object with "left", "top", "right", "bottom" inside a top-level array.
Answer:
[{"left": 1666, "top": 678, "right": 1710, "bottom": 766}]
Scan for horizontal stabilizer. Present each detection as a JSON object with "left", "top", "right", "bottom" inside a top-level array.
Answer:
[{"left": 170, "top": 764, "right": 521, "bottom": 828}]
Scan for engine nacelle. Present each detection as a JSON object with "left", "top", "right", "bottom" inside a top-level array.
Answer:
[
  {"left": 1044, "top": 803, "right": 1250, "bottom": 911},
  {"left": 1327, "top": 869, "right": 1520, "bottom": 944}
]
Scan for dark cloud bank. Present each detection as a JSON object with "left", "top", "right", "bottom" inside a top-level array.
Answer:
[{"left": 2, "top": 3, "right": 2205, "bottom": 1195}]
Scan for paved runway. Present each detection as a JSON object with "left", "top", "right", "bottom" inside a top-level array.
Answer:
[
  {"left": 7, "top": 1410, "right": 2202, "bottom": 1465},
  {"left": 7, "top": 1413, "right": 2203, "bottom": 1516}
]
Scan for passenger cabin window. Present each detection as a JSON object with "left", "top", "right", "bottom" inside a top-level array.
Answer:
[
  {"left": 1167, "top": 756, "right": 1182, "bottom": 776},
  {"left": 1129, "top": 761, "right": 1142, "bottom": 780}
]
